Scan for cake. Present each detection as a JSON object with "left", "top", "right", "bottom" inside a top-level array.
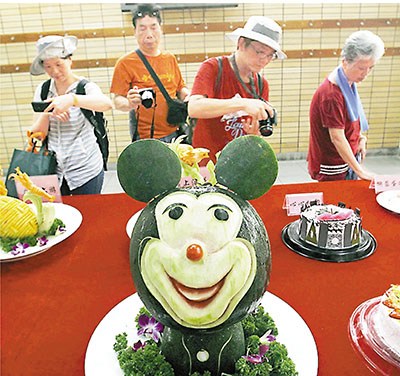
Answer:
[
  {"left": 115, "top": 136, "right": 298, "bottom": 375},
  {"left": 373, "top": 285, "right": 400, "bottom": 362},
  {"left": 299, "top": 202, "right": 362, "bottom": 249}
]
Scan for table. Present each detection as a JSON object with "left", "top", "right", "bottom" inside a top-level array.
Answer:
[{"left": 1, "top": 180, "right": 399, "bottom": 375}]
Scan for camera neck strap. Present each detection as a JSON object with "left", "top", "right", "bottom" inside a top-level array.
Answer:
[
  {"left": 136, "top": 49, "right": 173, "bottom": 103},
  {"left": 135, "top": 105, "right": 157, "bottom": 139},
  {"left": 135, "top": 49, "right": 161, "bottom": 138},
  {"left": 229, "top": 53, "right": 261, "bottom": 99}
]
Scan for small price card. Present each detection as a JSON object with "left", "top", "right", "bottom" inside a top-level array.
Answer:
[
  {"left": 282, "top": 192, "right": 324, "bottom": 216},
  {"left": 15, "top": 174, "right": 62, "bottom": 203},
  {"left": 369, "top": 175, "right": 400, "bottom": 194}
]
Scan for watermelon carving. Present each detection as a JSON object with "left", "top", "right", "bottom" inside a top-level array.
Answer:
[{"left": 117, "top": 135, "right": 278, "bottom": 375}]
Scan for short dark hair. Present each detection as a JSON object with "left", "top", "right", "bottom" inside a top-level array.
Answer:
[{"left": 132, "top": 4, "right": 162, "bottom": 27}]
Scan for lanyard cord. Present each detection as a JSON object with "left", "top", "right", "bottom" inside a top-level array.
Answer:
[
  {"left": 135, "top": 103, "right": 157, "bottom": 139},
  {"left": 229, "top": 53, "right": 260, "bottom": 99}
]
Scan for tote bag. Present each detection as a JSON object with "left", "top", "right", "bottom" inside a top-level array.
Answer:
[{"left": 5, "top": 145, "right": 56, "bottom": 198}]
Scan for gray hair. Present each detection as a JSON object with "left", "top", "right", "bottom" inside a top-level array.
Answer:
[{"left": 341, "top": 30, "right": 385, "bottom": 63}]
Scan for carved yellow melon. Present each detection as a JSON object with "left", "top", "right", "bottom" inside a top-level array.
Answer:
[{"left": 0, "top": 196, "right": 38, "bottom": 238}]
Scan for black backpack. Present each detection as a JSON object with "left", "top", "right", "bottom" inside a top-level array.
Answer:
[{"left": 40, "top": 79, "right": 109, "bottom": 170}]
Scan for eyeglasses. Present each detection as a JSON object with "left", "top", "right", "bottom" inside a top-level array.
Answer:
[{"left": 249, "top": 43, "right": 277, "bottom": 60}]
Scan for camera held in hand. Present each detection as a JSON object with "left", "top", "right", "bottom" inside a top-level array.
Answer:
[
  {"left": 139, "top": 88, "right": 156, "bottom": 109},
  {"left": 259, "top": 109, "right": 278, "bottom": 137}
]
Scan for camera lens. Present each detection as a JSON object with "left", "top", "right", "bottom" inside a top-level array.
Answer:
[
  {"left": 259, "top": 120, "right": 273, "bottom": 137},
  {"left": 139, "top": 89, "right": 155, "bottom": 109},
  {"left": 258, "top": 109, "right": 277, "bottom": 137}
]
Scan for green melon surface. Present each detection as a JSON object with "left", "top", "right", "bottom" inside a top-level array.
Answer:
[
  {"left": 215, "top": 135, "right": 278, "bottom": 200},
  {"left": 117, "top": 139, "right": 182, "bottom": 202}
]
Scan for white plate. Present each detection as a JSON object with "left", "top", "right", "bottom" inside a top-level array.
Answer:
[
  {"left": 376, "top": 190, "right": 400, "bottom": 214},
  {"left": 125, "top": 209, "right": 143, "bottom": 238},
  {"left": 0, "top": 203, "right": 82, "bottom": 262},
  {"left": 85, "top": 292, "right": 318, "bottom": 376}
]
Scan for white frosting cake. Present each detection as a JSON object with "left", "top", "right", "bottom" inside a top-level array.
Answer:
[
  {"left": 299, "top": 203, "right": 362, "bottom": 249},
  {"left": 373, "top": 285, "right": 400, "bottom": 362}
]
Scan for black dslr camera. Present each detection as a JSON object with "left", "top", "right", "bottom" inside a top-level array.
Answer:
[
  {"left": 259, "top": 108, "right": 278, "bottom": 137},
  {"left": 138, "top": 88, "right": 156, "bottom": 109}
]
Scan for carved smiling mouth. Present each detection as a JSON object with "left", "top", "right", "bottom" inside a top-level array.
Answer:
[{"left": 170, "top": 276, "right": 226, "bottom": 308}]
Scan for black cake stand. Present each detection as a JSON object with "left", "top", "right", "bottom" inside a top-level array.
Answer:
[{"left": 281, "top": 220, "right": 377, "bottom": 263}]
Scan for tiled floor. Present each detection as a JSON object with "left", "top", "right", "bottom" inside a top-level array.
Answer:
[{"left": 102, "top": 154, "right": 400, "bottom": 194}]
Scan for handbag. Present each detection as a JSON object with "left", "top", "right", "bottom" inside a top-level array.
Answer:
[
  {"left": 136, "top": 49, "right": 189, "bottom": 126},
  {"left": 5, "top": 132, "right": 57, "bottom": 198}
]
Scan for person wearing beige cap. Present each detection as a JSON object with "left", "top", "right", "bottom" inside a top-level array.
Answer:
[
  {"left": 29, "top": 35, "right": 112, "bottom": 195},
  {"left": 188, "top": 16, "right": 286, "bottom": 161}
]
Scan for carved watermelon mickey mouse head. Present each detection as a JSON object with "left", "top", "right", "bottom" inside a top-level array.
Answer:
[{"left": 117, "top": 135, "right": 278, "bottom": 332}]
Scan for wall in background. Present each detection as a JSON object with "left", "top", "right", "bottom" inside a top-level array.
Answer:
[{"left": 1, "top": 3, "right": 399, "bottom": 170}]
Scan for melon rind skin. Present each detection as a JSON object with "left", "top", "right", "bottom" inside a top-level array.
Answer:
[
  {"left": 161, "top": 321, "right": 245, "bottom": 376},
  {"left": 215, "top": 135, "right": 278, "bottom": 200},
  {"left": 130, "top": 185, "right": 271, "bottom": 333},
  {"left": 117, "top": 139, "right": 182, "bottom": 203}
]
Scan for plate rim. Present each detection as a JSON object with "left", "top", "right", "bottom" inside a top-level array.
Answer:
[
  {"left": 84, "top": 291, "right": 318, "bottom": 376},
  {"left": 376, "top": 189, "right": 400, "bottom": 214},
  {"left": 348, "top": 296, "right": 400, "bottom": 370},
  {"left": 125, "top": 209, "right": 144, "bottom": 238},
  {"left": 0, "top": 202, "right": 82, "bottom": 262}
]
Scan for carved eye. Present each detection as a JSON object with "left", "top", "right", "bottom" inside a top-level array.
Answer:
[
  {"left": 169, "top": 206, "right": 184, "bottom": 220},
  {"left": 214, "top": 208, "right": 229, "bottom": 221}
]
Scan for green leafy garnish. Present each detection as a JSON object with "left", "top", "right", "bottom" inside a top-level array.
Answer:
[
  {"left": 0, "top": 236, "right": 37, "bottom": 253},
  {"left": 114, "top": 333, "right": 174, "bottom": 376},
  {"left": 242, "top": 305, "right": 278, "bottom": 339},
  {"left": 113, "top": 305, "right": 298, "bottom": 376}
]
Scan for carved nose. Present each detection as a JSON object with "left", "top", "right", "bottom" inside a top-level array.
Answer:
[{"left": 186, "top": 244, "right": 203, "bottom": 261}]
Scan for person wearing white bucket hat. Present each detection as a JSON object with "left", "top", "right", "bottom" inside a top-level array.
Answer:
[
  {"left": 29, "top": 35, "right": 112, "bottom": 195},
  {"left": 30, "top": 35, "right": 78, "bottom": 76},
  {"left": 188, "top": 16, "right": 286, "bottom": 162},
  {"left": 226, "top": 16, "right": 287, "bottom": 60}
]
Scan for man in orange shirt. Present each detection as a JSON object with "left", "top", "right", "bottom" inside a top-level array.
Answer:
[{"left": 110, "top": 4, "right": 190, "bottom": 142}]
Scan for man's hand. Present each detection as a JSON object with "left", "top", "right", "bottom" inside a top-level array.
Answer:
[
  {"left": 127, "top": 86, "right": 142, "bottom": 110},
  {"left": 241, "top": 98, "right": 275, "bottom": 129}
]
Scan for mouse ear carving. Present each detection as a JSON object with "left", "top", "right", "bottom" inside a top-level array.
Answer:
[
  {"left": 215, "top": 135, "right": 278, "bottom": 200},
  {"left": 117, "top": 139, "right": 182, "bottom": 202}
]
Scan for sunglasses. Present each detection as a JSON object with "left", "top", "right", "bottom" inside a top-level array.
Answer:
[
  {"left": 134, "top": 10, "right": 160, "bottom": 18},
  {"left": 132, "top": 8, "right": 161, "bottom": 27}
]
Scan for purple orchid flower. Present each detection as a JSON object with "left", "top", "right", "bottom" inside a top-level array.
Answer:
[
  {"left": 260, "top": 329, "right": 276, "bottom": 344},
  {"left": 137, "top": 314, "right": 164, "bottom": 343},
  {"left": 37, "top": 236, "right": 49, "bottom": 247},
  {"left": 132, "top": 340, "right": 146, "bottom": 351},
  {"left": 11, "top": 243, "right": 29, "bottom": 256},
  {"left": 242, "top": 344, "right": 269, "bottom": 364},
  {"left": 11, "top": 242, "right": 29, "bottom": 256},
  {"left": 57, "top": 226, "right": 66, "bottom": 234}
]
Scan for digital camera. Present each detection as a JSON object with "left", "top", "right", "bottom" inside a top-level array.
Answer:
[
  {"left": 139, "top": 88, "right": 156, "bottom": 109},
  {"left": 259, "top": 109, "right": 278, "bottom": 137}
]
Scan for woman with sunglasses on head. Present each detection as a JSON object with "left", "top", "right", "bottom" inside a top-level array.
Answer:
[
  {"left": 29, "top": 35, "right": 112, "bottom": 195},
  {"left": 188, "top": 16, "right": 286, "bottom": 162}
]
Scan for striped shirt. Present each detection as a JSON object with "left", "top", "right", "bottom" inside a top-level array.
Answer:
[{"left": 34, "top": 78, "right": 103, "bottom": 190}]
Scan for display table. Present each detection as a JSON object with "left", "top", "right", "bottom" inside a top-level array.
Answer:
[{"left": 1, "top": 180, "right": 399, "bottom": 375}]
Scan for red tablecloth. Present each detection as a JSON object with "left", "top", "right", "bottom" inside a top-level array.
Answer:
[{"left": 1, "top": 180, "right": 399, "bottom": 375}]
